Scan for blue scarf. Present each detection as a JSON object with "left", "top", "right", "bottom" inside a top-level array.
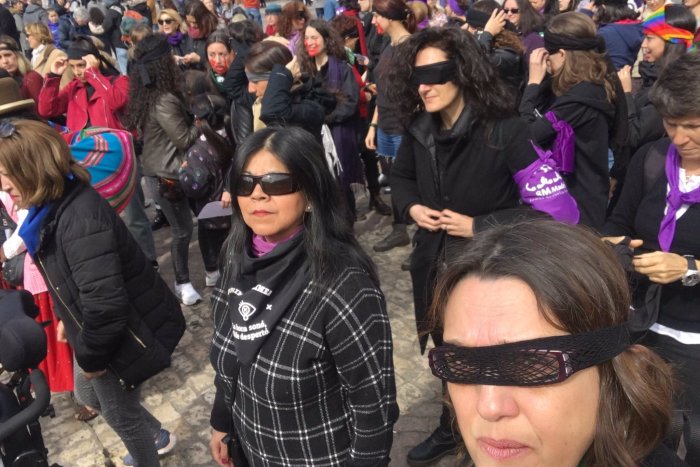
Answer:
[{"left": 18, "top": 203, "right": 53, "bottom": 257}]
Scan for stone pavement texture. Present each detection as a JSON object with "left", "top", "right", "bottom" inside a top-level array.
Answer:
[{"left": 40, "top": 193, "right": 456, "bottom": 467}]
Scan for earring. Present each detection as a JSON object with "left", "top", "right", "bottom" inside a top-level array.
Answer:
[{"left": 305, "top": 205, "right": 312, "bottom": 212}]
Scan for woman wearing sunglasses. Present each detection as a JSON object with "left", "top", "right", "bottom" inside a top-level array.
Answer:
[
  {"left": 157, "top": 9, "right": 188, "bottom": 58},
  {"left": 428, "top": 220, "right": 686, "bottom": 467},
  {"left": 208, "top": 126, "right": 398, "bottom": 466},
  {"left": 501, "top": 0, "right": 544, "bottom": 67}
]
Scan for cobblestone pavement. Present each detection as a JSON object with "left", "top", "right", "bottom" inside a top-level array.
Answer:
[{"left": 40, "top": 193, "right": 455, "bottom": 467}]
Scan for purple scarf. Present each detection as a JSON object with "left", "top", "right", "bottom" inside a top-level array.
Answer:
[
  {"left": 252, "top": 225, "right": 304, "bottom": 257},
  {"left": 658, "top": 144, "right": 700, "bottom": 252},
  {"left": 448, "top": 0, "right": 465, "bottom": 16},
  {"left": 544, "top": 111, "right": 575, "bottom": 174},
  {"left": 168, "top": 31, "right": 184, "bottom": 46}
]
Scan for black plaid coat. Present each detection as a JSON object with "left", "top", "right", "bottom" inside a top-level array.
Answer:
[{"left": 209, "top": 264, "right": 399, "bottom": 466}]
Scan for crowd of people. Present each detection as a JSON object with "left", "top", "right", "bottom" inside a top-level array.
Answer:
[{"left": 0, "top": 0, "right": 698, "bottom": 464}]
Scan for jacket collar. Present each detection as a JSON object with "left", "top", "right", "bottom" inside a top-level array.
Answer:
[
  {"left": 406, "top": 105, "right": 476, "bottom": 152},
  {"left": 35, "top": 177, "right": 85, "bottom": 254}
]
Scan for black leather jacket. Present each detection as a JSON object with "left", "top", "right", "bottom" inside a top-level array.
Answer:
[{"left": 141, "top": 92, "right": 200, "bottom": 179}]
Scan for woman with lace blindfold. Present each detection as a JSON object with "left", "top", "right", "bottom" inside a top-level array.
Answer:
[{"left": 428, "top": 220, "right": 685, "bottom": 467}]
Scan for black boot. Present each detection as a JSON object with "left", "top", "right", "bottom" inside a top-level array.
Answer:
[
  {"left": 373, "top": 224, "right": 409, "bottom": 252},
  {"left": 406, "top": 426, "right": 459, "bottom": 466},
  {"left": 369, "top": 190, "right": 391, "bottom": 216},
  {"left": 151, "top": 209, "right": 169, "bottom": 231}
]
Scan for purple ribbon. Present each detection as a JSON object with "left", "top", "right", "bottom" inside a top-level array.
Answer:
[
  {"left": 544, "top": 111, "right": 575, "bottom": 174},
  {"left": 417, "top": 17, "right": 429, "bottom": 29},
  {"left": 658, "top": 144, "right": 700, "bottom": 252},
  {"left": 448, "top": 0, "right": 465, "bottom": 16}
]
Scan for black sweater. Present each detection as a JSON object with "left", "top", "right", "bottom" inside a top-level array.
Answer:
[
  {"left": 603, "top": 139, "right": 700, "bottom": 332},
  {"left": 520, "top": 80, "right": 614, "bottom": 230}
]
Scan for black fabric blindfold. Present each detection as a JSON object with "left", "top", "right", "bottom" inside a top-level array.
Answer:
[
  {"left": 66, "top": 46, "right": 95, "bottom": 60},
  {"left": 411, "top": 60, "right": 458, "bottom": 85},
  {"left": 429, "top": 323, "right": 631, "bottom": 386},
  {"left": 374, "top": 7, "right": 409, "bottom": 21},
  {"left": 544, "top": 31, "right": 607, "bottom": 54},
  {"left": 133, "top": 41, "right": 172, "bottom": 86},
  {"left": 466, "top": 9, "right": 490, "bottom": 29}
]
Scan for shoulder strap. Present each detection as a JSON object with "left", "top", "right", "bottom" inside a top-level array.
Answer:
[{"left": 643, "top": 139, "right": 668, "bottom": 193}]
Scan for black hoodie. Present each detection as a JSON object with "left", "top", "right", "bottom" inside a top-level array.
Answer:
[{"left": 520, "top": 80, "right": 615, "bottom": 230}]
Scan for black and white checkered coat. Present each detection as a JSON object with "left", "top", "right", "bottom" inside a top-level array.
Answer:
[{"left": 209, "top": 263, "right": 399, "bottom": 466}]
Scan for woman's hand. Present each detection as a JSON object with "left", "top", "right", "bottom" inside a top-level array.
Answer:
[
  {"left": 209, "top": 429, "right": 232, "bottom": 466},
  {"left": 601, "top": 236, "right": 644, "bottom": 249},
  {"left": 286, "top": 55, "right": 300, "bottom": 78},
  {"left": 183, "top": 52, "right": 201, "bottom": 64},
  {"left": 220, "top": 191, "right": 231, "bottom": 209},
  {"left": 484, "top": 9, "right": 507, "bottom": 37},
  {"left": 409, "top": 204, "right": 442, "bottom": 231},
  {"left": 633, "top": 251, "right": 688, "bottom": 284},
  {"left": 439, "top": 209, "right": 474, "bottom": 238},
  {"left": 50, "top": 57, "right": 68, "bottom": 75},
  {"left": 617, "top": 65, "right": 633, "bottom": 93},
  {"left": 365, "top": 126, "right": 376, "bottom": 150},
  {"left": 528, "top": 48, "right": 549, "bottom": 85},
  {"left": 82, "top": 54, "right": 100, "bottom": 70},
  {"left": 56, "top": 320, "right": 67, "bottom": 343}
]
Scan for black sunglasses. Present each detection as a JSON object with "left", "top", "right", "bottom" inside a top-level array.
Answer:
[
  {"left": 503, "top": 7, "right": 520, "bottom": 13},
  {"left": 158, "top": 18, "right": 175, "bottom": 25},
  {"left": 295, "top": 10, "right": 307, "bottom": 19},
  {"left": 236, "top": 173, "right": 299, "bottom": 196}
]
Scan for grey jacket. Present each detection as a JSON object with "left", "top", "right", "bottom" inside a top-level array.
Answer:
[
  {"left": 141, "top": 92, "right": 199, "bottom": 179},
  {"left": 22, "top": 3, "right": 47, "bottom": 26}
]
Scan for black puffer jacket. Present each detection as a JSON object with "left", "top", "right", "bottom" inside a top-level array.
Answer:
[{"left": 33, "top": 178, "right": 185, "bottom": 389}]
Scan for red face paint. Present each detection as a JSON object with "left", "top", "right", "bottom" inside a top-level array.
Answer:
[
  {"left": 209, "top": 58, "right": 229, "bottom": 75},
  {"left": 375, "top": 23, "right": 384, "bottom": 35},
  {"left": 304, "top": 40, "right": 321, "bottom": 57}
]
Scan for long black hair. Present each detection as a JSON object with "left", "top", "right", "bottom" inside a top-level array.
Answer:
[
  {"left": 655, "top": 4, "right": 696, "bottom": 72},
  {"left": 125, "top": 33, "right": 184, "bottom": 132},
  {"left": 190, "top": 93, "right": 234, "bottom": 164},
  {"left": 226, "top": 126, "right": 379, "bottom": 289},
  {"left": 387, "top": 27, "right": 516, "bottom": 123}
]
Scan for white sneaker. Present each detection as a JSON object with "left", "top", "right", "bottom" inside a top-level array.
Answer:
[
  {"left": 174, "top": 282, "right": 202, "bottom": 306},
  {"left": 205, "top": 270, "right": 220, "bottom": 287}
]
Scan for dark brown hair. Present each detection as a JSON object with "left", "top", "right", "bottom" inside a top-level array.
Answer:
[
  {"left": 277, "top": 0, "right": 309, "bottom": 39},
  {"left": 297, "top": 19, "right": 348, "bottom": 77},
  {"left": 373, "top": 0, "right": 417, "bottom": 33},
  {"left": 186, "top": 0, "right": 219, "bottom": 38},
  {"left": 429, "top": 220, "right": 675, "bottom": 467},
  {"left": 650, "top": 51, "right": 700, "bottom": 119},
  {"left": 244, "top": 40, "right": 293, "bottom": 73}
]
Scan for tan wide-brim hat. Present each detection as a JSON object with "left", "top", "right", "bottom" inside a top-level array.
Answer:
[{"left": 0, "top": 77, "right": 35, "bottom": 116}]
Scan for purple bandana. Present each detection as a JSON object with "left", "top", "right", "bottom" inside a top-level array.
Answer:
[
  {"left": 448, "top": 0, "right": 465, "bottom": 16},
  {"left": 658, "top": 144, "right": 700, "bottom": 252},
  {"left": 167, "top": 31, "right": 184, "bottom": 46},
  {"left": 545, "top": 111, "right": 575, "bottom": 174},
  {"left": 251, "top": 225, "right": 304, "bottom": 257},
  {"left": 513, "top": 142, "right": 580, "bottom": 224}
]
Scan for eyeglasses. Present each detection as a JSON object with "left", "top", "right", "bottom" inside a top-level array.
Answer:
[
  {"left": 295, "top": 10, "right": 307, "bottom": 20},
  {"left": 503, "top": 7, "right": 520, "bottom": 13},
  {"left": 236, "top": 173, "right": 300, "bottom": 196},
  {"left": 0, "top": 122, "right": 16, "bottom": 138},
  {"left": 158, "top": 18, "right": 175, "bottom": 25}
]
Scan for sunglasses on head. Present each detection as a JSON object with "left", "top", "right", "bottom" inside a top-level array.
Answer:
[
  {"left": 158, "top": 18, "right": 175, "bottom": 25},
  {"left": 236, "top": 173, "right": 300, "bottom": 196},
  {"left": 0, "top": 121, "right": 16, "bottom": 138},
  {"left": 503, "top": 7, "right": 519, "bottom": 13}
]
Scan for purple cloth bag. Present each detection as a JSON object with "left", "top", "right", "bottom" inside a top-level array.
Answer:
[{"left": 513, "top": 142, "right": 580, "bottom": 224}]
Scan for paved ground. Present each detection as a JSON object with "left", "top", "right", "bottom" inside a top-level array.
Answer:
[{"left": 39, "top": 192, "right": 456, "bottom": 467}]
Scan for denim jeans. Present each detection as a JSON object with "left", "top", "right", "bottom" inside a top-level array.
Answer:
[
  {"left": 74, "top": 360, "right": 161, "bottom": 466},
  {"left": 154, "top": 191, "right": 193, "bottom": 284},
  {"left": 198, "top": 224, "right": 228, "bottom": 272},
  {"left": 121, "top": 170, "right": 157, "bottom": 263},
  {"left": 116, "top": 47, "right": 129, "bottom": 75}
]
